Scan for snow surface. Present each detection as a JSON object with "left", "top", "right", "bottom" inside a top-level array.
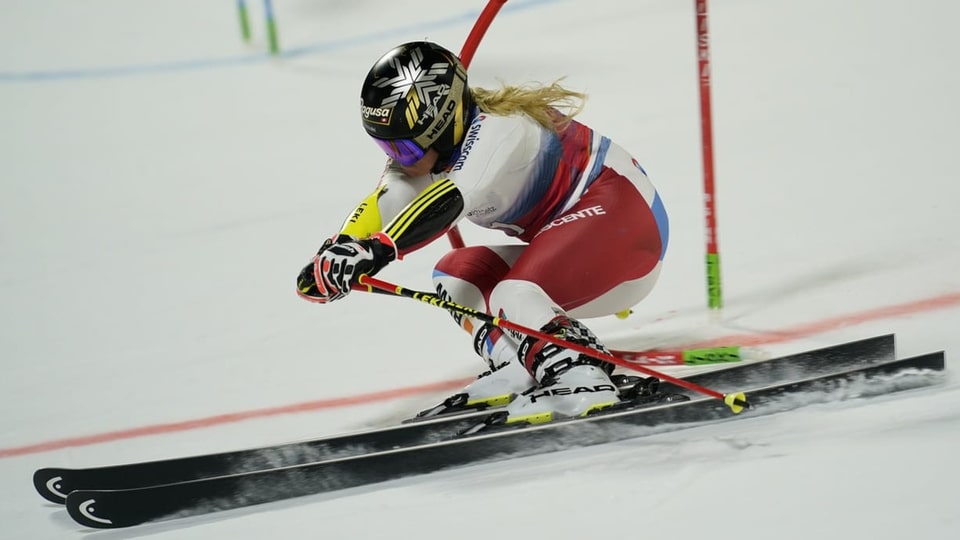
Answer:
[{"left": 2, "top": 0, "right": 959, "bottom": 538}]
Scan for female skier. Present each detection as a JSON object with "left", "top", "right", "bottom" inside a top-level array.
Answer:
[{"left": 297, "top": 41, "right": 669, "bottom": 425}]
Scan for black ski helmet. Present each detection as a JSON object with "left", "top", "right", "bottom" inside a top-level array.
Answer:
[{"left": 360, "top": 41, "right": 473, "bottom": 165}]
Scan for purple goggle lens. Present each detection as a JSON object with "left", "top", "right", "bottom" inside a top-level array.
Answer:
[{"left": 371, "top": 138, "right": 425, "bottom": 166}]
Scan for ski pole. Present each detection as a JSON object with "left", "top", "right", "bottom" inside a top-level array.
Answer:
[
  {"left": 357, "top": 274, "right": 750, "bottom": 412},
  {"left": 355, "top": 267, "right": 749, "bottom": 367}
]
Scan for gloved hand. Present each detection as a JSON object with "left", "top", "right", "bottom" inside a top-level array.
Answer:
[{"left": 296, "top": 232, "right": 397, "bottom": 303}]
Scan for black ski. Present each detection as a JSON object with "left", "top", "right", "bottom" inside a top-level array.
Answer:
[
  {"left": 64, "top": 350, "right": 943, "bottom": 529},
  {"left": 34, "top": 334, "right": 894, "bottom": 504}
]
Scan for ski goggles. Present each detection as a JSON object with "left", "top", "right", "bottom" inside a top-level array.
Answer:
[{"left": 371, "top": 137, "right": 425, "bottom": 166}]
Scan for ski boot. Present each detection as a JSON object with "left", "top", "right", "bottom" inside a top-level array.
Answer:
[{"left": 503, "top": 315, "right": 621, "bottom": 425}]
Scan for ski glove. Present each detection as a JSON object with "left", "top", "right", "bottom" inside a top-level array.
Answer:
[{"left": 297, "top": 233, "right": 397, "bottom": 304}]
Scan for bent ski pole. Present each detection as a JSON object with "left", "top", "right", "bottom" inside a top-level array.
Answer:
[
  {"left": 359, "top": 281, "right": 748, "bottom": 367},
  {"left": 357, "top": 274, "right": 750, "bottom": 413}
]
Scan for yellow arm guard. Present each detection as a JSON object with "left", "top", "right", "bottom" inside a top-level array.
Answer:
[
  {"left": 338, "top": 184, "right": 388, "bottom": 239},
  {"left": 337, "top": 179, "right": 463, "bottom": 257},
  {"left": 382, "top": 178, "right": 463, "bottom": 255}
]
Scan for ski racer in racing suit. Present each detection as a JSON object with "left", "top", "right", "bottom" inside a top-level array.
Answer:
[{"left": 297, "top": 41, "right": 668, "bottom": 424}]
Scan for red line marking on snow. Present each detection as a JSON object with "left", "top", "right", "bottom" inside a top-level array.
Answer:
[
  {"left": 3, "top": 291, "right": 959, "bottom": 459},
  {"left": 0, "top": 377, "right": 472, "bottom": 459},
  {"left": 687, "top": 291, "right": 960, "bottom": 348}
]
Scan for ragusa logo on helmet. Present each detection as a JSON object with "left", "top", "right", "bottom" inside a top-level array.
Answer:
[{"left": 361, "top": 102, "right": 392, "bottom": 125}]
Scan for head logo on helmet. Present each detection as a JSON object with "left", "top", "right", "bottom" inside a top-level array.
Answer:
[{"left": 360, "top": 41, "right": 474, "bottom": 165}]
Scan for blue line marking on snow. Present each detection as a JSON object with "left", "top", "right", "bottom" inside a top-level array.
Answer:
[{"left": 0, "top": 0, "right": 566, "bottom": 83}]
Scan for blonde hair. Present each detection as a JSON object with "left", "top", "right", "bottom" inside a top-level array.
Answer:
[{"left": 471, "top": 80, "right": 587, "bottom": 132}]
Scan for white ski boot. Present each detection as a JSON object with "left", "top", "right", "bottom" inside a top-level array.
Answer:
[{"left": 505, "top": 315, "right": 620, "bottom": 425}]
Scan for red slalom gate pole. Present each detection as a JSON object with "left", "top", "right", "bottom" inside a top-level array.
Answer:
[
  {"left": 444, "top": 0, "right": 508, "bottom": 249},
  {"left": 358, "top": 274, "right": 750, "bottom": 412},
  {"left": 459, "top": 0, "right": 507, "bottom": 67},
  {"left": 695, "top": 0, "right": 724, "bottom": 310}
]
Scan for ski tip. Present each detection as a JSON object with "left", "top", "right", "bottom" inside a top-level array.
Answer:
[
  {"left": 65, "top": 490, "right": 143, "bottom": 529},
  {"left": 723, "top": 392, "right": 749, "bottom": 414},
  {"left": 33, "top": 468, "right": 69, "bottom": 504}
]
